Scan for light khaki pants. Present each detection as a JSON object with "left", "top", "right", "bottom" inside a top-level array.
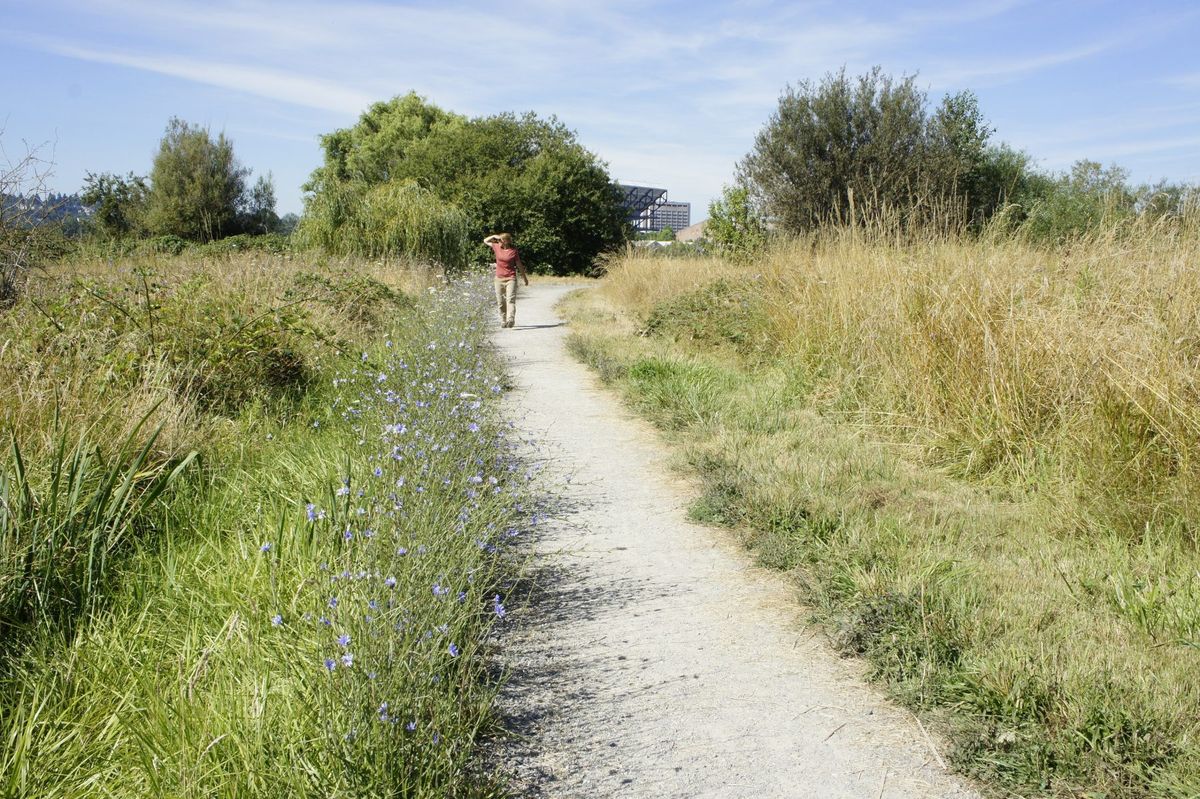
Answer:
[{"left": 494, "top": 277, "right": 517, "bottom": 326}]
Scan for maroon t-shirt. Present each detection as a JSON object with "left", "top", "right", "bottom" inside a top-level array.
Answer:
[{"left": 489, "top": 243, "right": 520, "bottom": 279}]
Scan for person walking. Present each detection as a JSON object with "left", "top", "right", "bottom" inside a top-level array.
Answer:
[{"left": 484, "top": 232, "right": 529, "bottom": 328}]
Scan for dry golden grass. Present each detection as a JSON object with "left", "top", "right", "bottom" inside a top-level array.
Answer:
[
  {"left": 602, "top": 228, "right": 1200, "bottom": 537},
  {"left": 564, "top": 227, "right": 1200, "bottom": 796}
]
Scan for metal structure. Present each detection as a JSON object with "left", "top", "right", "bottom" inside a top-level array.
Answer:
[{"left": 618, "top": 184, "right": 668, "bottom": 232}]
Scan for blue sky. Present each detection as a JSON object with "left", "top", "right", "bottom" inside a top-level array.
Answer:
[{"left": 2, "top": 0, "right": 1198, "bottom": 220}]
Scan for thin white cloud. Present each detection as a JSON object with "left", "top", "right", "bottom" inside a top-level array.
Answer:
[
  {"left": 920, "top": 40, "right": 1114, "bottom": 89},
  {"left": 1167, "top": 73, "right": 1200, "bottom": 90},
  {"left": 1006, "top": 102, "right": 1200, "bottom": 152},
  {"left": 37, "top": 38, "right": 373, "bottom": 115},
  {"left": 1037, "top": 135, "right": 1200, "bottom": 167}
]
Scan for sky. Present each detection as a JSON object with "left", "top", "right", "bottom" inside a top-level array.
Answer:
[{"left": 2, "top": 0, "right": 1199, "bottom": 221}]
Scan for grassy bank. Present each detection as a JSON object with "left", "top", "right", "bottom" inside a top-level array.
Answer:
[
  {"left": 563, "top": 234, "right": 1200, "bottom": 798},
  {"left": 2, "top": 253, "right": 532, "bottom": 797}
]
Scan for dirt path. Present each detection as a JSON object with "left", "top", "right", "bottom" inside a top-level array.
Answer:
[{"left": 491, "top": 283, "right": 979, "bottom": 799}]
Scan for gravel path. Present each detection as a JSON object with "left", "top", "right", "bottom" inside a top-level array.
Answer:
[{"left": 491, "top": 283, "right": 979, "bottom": 799}]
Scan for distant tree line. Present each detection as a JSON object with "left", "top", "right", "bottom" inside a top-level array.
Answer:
[{"left": 708, "top": 66, "right": 1199, "bottom": 256}]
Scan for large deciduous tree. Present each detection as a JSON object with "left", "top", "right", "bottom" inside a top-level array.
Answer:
[
  {"left": 738, "top": 67, "right": 998, "bottom": 232},
  {"left": 303, "top": 93, "right": 628, "bottom": 274}
]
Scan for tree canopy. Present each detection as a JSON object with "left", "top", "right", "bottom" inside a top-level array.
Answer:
[
  {"left": 303, "top": 93, "right": 628, "bottom": 274},
  {"left": 737, "top": 67, "right": 998, "bottom": 232},
  {"left": 144, "top": 118, "right": 249, "bottom": 242},
  {"left": 131, "top": 118, "right": 281, "bottom": 242}
]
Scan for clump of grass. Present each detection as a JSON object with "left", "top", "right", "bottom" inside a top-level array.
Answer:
[
  {"left": 561, "top": 227, "right": 1200, "bottom": 797},
  {"left": 0, "top": 419, "right": 195, "bottom": 655}
]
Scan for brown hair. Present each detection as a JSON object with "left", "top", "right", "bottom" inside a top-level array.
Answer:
[{"left": 497, "top": 232, "right": 514, "bottom": 248}]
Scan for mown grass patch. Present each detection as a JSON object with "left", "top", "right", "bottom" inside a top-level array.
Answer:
[{"left": 561, "top": 257, "right": 1200, "bottom": 798}]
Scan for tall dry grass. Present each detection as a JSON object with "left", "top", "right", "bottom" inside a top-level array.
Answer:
[
  {"left": 573, "top": 224, "right": 1200, "bottom": 795},
  {"left": 603, "top": 227, "right": 1200, "bottom": 538}
]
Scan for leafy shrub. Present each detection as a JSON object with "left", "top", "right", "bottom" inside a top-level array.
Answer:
[
  {"left": 706, "top": 186, "right": 768, "bottom": 260},
  {"left": 303, "top": 93, "right": 627, "bottom": 274},
  {"left": 140, "top": 234, "right": 188, "bottom": 256},
  {"left": 190, "top": 232, "right": 290, "bottom": 258},
  {"left": 1017, "top": 160, "right": 1136, "bottom": 244},
  {"left": 738, "top": 67, "right": 995, "bottom": 232},
  {"left": 642, "top": 278, "right": 772, "bottom": 357},
  {"left": 290, "top": 269, "right": 413, "bottom": 328}
]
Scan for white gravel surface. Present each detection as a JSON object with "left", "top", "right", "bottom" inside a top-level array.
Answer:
[{"left": 490, "top": 283, "right": 980, "bottom": 799}]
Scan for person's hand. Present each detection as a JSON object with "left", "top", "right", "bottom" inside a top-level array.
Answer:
[{"left": 523, "top": 277, "right": 530, "bottom": 286}]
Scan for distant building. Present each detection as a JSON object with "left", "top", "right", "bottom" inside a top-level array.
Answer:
[
  {"left": 652, "top": 201, "right": 690, "bottom": 233},
  {"left": 617, "top": 183, "right": 691, "bottom": 233}
]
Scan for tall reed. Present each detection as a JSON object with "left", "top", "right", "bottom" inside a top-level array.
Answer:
[{"left": 0, "top": 419, "right": 195, "bottom": 652}]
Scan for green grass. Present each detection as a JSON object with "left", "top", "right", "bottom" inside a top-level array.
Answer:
[
  {"left": 2, "top": 255, "right": 529, "bottom": 797},
  {"left": 562, "top": 286, "right": 1200, "bottom": 799}
]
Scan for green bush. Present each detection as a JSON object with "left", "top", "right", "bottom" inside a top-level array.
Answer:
[
  {"left": 140, "top": 234, "right": 188, "bottom": 256},
  {"left": 1017, "top": 160, "right": 1136, "bottom": 244},
  {"left": 706, "top": 186, "right": 768, "bottom": 260},
  {"left": 303, "top": 93, "right": 627, "bottom": 274},
  {"left": 190, "top": 232, "right": 290, "bottom": 258},
  {"left": 289, "top": 269, "right": 413, "bottom": 328},
  {"left": 738, "top": 67, "right": 995, "bottom": 232},
  {"left": 642, "top": 278, "right": 772, "bottom": 358}
]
